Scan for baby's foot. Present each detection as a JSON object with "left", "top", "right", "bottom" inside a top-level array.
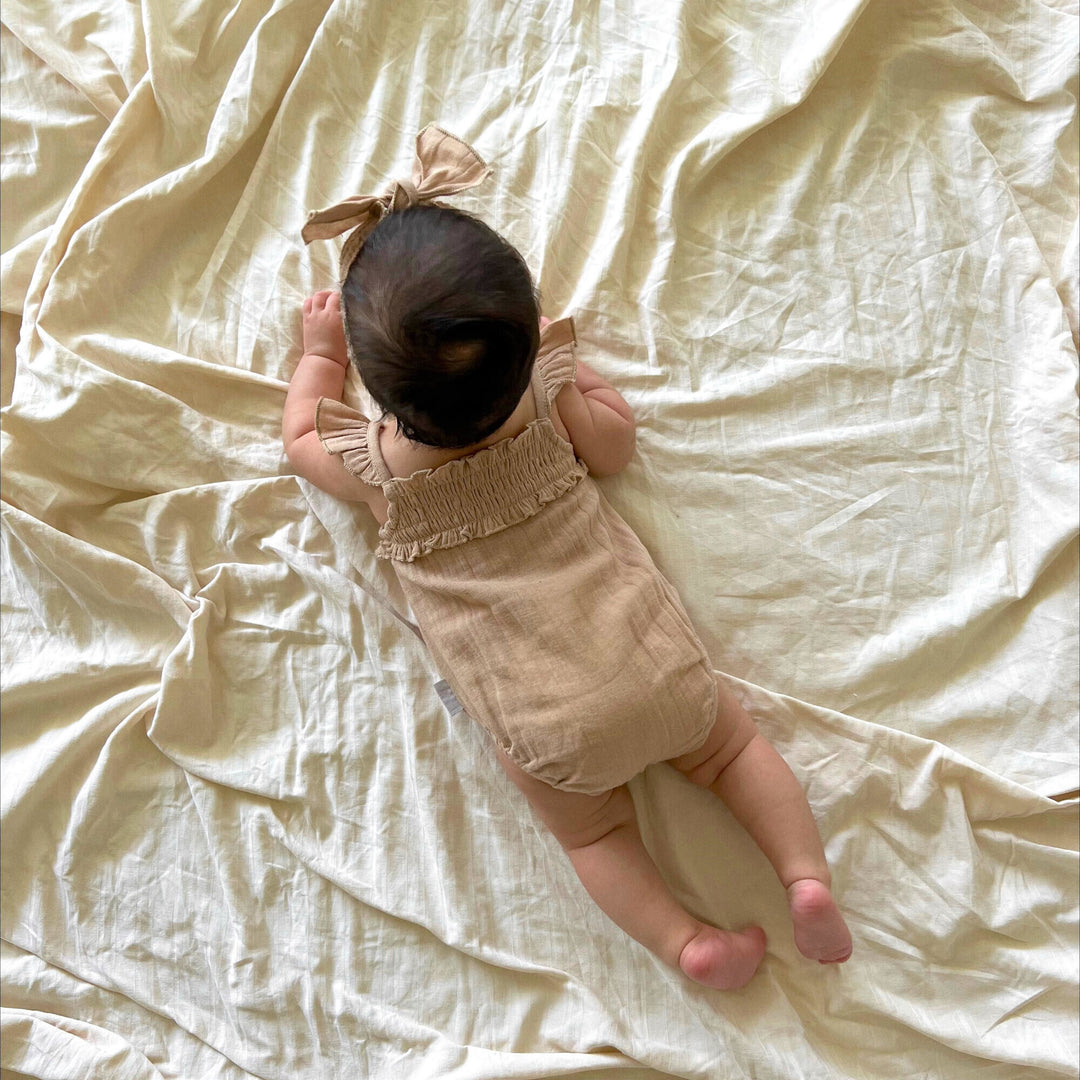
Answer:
[
  {"left": 678, "top": 924, "right": 768, "bottom": 990},
  {"left": 787, "top": 879, "right": 852, "bottom": 964}
]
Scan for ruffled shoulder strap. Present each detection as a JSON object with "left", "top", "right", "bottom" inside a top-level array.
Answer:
[
  {"left": 531, "top": 317, "right": 577, "bottom": 418},
  {"left": 314, "top": 397, "right": 390, "bottom": 487}
]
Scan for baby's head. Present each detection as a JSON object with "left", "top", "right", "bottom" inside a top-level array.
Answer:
[{"left": 341, "top": 204, "right": 539, "bottom": 449}]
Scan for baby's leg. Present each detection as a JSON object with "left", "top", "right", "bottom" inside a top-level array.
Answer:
[
  {"left": 670, "top": 681, "right": 853, "bottom": 964},
  {"left": 495, "top": 750, "right": 767, "bottom": 989}
]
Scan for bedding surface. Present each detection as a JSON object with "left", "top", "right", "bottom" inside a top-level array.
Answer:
[{"left": 2, "top": 1, "right": 1077, "bottom": 1077}]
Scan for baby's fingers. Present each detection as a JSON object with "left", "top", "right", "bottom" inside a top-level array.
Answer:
[{"left": 304, "top": 290, "right": 333, "bottom": 315}]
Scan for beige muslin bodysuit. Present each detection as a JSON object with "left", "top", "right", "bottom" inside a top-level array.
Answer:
[{"left": 315, "top": 318, "right": 717, "bottom": 795}]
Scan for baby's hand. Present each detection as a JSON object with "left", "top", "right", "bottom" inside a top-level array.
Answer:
[{"left": 303, "top": 290, "right": 348, "bottom": 365}]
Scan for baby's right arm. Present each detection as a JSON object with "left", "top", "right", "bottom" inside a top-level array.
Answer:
[
  {"left": 553, "top": 358, "right": 636, "bottom": 476},
  {"left": 282, "top": 290, "right": 382, "bottom": 507}
]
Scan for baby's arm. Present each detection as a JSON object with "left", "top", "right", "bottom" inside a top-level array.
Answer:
[
  {"left": 282, "top": 290, "right": 378, "bottom": 504},
  {"left": 553, "top": 358, "right": 636, "bottom": 476}
]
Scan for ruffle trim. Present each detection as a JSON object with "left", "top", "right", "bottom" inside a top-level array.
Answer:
[
  {"left": 535, "top": 318, "right": 577, "bottom": 406},
  {"left": 314, "top": 398, "right": 385, "bottom": 486},
  {"left": 377, "top": 420, "right": 587, "bottom": 562}
]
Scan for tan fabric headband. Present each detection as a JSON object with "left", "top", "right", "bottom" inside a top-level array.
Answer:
[{"left": 301, "top": 124, "right": 492, "bottom": 281}]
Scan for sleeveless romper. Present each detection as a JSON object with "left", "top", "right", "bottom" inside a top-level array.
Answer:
[{"left": 315, "top": 318, "right": 717, "bottom": 795}]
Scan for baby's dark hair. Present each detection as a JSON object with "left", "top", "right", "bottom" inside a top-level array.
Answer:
[{"left": 341, "top": 204, "right": 540, "bottom": 449}]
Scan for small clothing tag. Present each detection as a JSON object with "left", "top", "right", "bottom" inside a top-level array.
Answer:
[{"left": 434, "top": 679, "right": 463, "bottom": 717}]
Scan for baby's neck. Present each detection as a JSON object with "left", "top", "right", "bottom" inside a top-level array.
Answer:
[{"left": 381, "top": 386, "right": 537, "bottom": 478}]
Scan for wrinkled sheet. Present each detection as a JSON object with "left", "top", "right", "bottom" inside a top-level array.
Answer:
[{"left": 1, "top": 0, "right": 1077, "bottom": 1077}]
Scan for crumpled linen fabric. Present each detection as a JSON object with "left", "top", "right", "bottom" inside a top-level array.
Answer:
[{"left": 1, "top": 1, "right": 1077, "bottom": 1078}]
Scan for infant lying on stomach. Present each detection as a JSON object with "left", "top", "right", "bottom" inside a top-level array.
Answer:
[{"left": 282, "top": 127, "right": 853, "bottom": 989}]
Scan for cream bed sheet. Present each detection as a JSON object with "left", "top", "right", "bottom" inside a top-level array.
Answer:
[{"left": 1, "top": 1, "right": 1077, "bottom": 1078}]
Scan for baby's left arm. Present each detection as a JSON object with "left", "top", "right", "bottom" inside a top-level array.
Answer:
[
  {"left": 282, "top": 291, "right": 379, "bottom": 504},
  {"left": 552, "top": 357, "right": 636, "bottom": 477}
]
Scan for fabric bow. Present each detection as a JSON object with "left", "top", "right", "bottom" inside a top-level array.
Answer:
[{"left": 302, "top": 124, "right": 492, "bottom": 280}]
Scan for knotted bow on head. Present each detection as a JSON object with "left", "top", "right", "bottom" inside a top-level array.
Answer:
[{"left": 301, "top": 124, "right": 492, "bottom": 280}]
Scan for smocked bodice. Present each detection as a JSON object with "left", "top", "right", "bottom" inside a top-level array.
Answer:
[{"left": 314, "top": 317, "right": 587, "bottom": 561}]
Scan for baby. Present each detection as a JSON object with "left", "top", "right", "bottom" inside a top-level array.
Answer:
[{"left": 284, "top": 127, "right": 852, "bottom": 989}]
